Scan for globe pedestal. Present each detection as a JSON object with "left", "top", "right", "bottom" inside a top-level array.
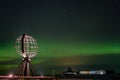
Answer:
[{"left": 14, "top": 57, "right": 35, "bottom": 76}]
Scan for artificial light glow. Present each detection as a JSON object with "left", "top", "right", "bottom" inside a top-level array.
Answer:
[{"left": 8, "top": 74, "right": 13, "bottom": 78}]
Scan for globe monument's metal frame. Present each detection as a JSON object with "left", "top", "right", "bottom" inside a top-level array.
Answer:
[
  {"left": 14, "top": 33, "right": 38, "bottom": 76},
  {"left": 0, "top": 33, "right": 56, "bottom": 80}
]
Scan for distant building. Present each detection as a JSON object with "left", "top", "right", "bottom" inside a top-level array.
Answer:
[
  {"left": 79, "top": 70, "right": 106, "bottom": 75},
  {"left": 63, "top": 67, "right": 77, "bottom": 75},
  {"left": 57, "top": 68, "right": 118, "bottom": 79}
]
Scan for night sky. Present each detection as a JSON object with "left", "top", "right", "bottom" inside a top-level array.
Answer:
[{"left": 0, "top": 0, "right": 120, "bottom": 75}]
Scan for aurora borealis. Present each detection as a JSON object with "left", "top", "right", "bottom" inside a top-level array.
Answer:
[{"left": 0, "top": 0, "right": 120, "bottom": 75}]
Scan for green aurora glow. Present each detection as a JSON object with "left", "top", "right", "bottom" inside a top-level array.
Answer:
[
  {"left": 1, "top": 39, "right": 120, "bottom": 58},
  {"left": 0, "top": 37, "right": 120, "bottom": 74}
]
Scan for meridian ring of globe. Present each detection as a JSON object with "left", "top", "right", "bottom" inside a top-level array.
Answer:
[{"left": 15, "top": 35, "right": 38, "bottom": 58}]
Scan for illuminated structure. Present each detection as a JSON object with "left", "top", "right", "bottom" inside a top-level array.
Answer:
[
  {"left": 14, "top": 33, "right": 38, "bottom": 76},
  {"left": 79, "top": 70, "right": 106, "bottom": 75}
]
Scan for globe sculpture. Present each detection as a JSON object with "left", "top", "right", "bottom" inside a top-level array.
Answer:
[
  {"left": 15, "top": 33, "right": 38, "bottom": 58},
  {"left": 14, "top": 33, "right": 38, "bottom": 77}
]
